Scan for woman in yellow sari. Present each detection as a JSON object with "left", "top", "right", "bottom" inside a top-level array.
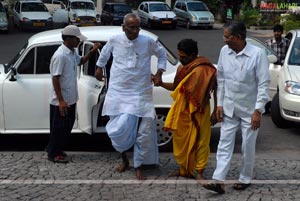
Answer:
[{"left": 154, "top": 39, "right": 217, "bottom": 181}]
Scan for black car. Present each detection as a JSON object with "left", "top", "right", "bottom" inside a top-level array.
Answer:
[{"left": 101, "top": 2, "right": 132, "bottom": 25}]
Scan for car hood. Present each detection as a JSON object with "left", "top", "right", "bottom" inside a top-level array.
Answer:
[
  {"left": 73, "top": 9, "right": 96, "bottom": 17},
  {"left": 22, "top": 12, "right": 52, "bottom": 20},
  {"left": 189, "top": 11, "right": 213, "bottom": 18},
  {"left": 151, "top": 11, "right": 176, "bottom": 18},
  {"left": 288, "top": 65, "right": 300, "bottom": 82}
]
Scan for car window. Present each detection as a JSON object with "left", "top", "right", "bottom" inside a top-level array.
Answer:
[
  {"left": 71, "top": 2, "right": 94, "bottom": 10},
  {"left": 113, "top": 4, "right": 131, "bottom": 13},
  {"left": 187, "top": 2, "right": 209, "bottom": 11},
  {"left": 246, "top": 37, "right": 275, "bottom": 57},
  {"left": 15, "top": 2, "right": 20, "bottom": 13},
  {"left": 36, "top": 45, "right": 60, "bottom": 74},
  {"left": 149, "top": 3, "right": 171, "bottom": 12},
  {"left": 21, "top": 3, "right": 48, "bottom": 12},
  {"left": 18, "top": 48, "right": 34, "bottom": 74},
  {"left": 288, "top": 37, "right": 300, "bottom": 65},
  {"left": 17, "top": 45, "right": 60, "bottom": 74}
]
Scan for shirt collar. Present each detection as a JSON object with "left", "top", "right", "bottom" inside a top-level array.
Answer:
[
  {"left": 62, "top": 44, "right": 74, "bottom": 55},
  {"left": 226, "top": 42, "right": 251, "bottom": 57}
]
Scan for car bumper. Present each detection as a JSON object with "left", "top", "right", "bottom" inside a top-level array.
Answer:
[
  {"left": 151, "top": 19, "right": 177, "bottom": 27},
  {"left": 190, "top": 21, "right": 214, "bottom": 27},
  {"left": 279, "top": 91, "right": 300, "bottom": 122},
  {"left": 21, "top": 21, "right": 53, "bottom": 30}
]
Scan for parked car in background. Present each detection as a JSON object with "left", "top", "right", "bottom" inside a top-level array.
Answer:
[
  {"left": 13, "top": 0, "right": 53, "bottom": 31},
  {"left": 0, "top": 26, "right": 180, "bottom": 150},
  {"left": 101, "top": 2, "right": 132, "bottom": 25},
  {"left": 269, "top": 30, "right": 300, "bottom": 128},
  {"left": 52, "top": 0, "right": 100, "bottom": 27},
  {"left": 0, "top": 2, "right": 8, "bottom": 33},
  {"left": 137, "top": 1, "right": 177, "bottom": 29},
  {"left": 173, "top": 0, "right": 214, "bottom": 29}
]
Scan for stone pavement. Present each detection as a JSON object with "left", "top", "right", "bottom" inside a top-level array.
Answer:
[{"left": 0, "top": 151, "right": 299, "bottom": 201}]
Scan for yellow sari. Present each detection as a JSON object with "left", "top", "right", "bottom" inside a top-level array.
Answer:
[{"left": 164, "top": 56, "right": 216, "bottom": 177}]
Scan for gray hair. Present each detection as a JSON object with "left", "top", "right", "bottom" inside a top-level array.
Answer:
[
  {"left": 223, "top": 21, "right": 247, "bottom": 40},
  {"left": 123, "top": 13, "right": 141, "bottom": 25}
]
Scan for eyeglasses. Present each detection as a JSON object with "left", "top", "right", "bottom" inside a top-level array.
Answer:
[
  {"left": 125, "top": 25, "right": 141, "bottom": 31},
  {"left": 223, "top": 34, "right": 235, "bottom": 40}
]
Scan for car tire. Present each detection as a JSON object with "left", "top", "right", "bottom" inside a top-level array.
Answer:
[
  {"left": 271, "top": 92, "right": 292, "bottom": 128},
  {"left": 155, "top": 108, "right": 173, "bottom": 151}
]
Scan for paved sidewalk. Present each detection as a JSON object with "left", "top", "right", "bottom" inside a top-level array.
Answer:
[{"left": 0, "top": 152, "right": 299, "bottom": 201}]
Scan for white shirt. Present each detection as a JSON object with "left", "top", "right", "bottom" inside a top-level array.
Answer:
[
  {"left": 217, "top": 43, "right": 271, "bottom": 118},
  {"left": 96, "top": 33, "right": 167, "bottom": 118},
  {"left": 49, "top": 44, "right": 81, "bottom": 106}
]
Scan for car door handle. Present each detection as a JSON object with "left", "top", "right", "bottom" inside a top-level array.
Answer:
[{"left": 94, "top": 84, "right": 101, "bottom": 89}]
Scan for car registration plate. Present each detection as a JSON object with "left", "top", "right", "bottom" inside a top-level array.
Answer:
[
  {"left": 33, "top": 22, "right": 45, "bottom": 27},
  {"left": 162, "top": 20, "right": 171, "bottom": 24}
]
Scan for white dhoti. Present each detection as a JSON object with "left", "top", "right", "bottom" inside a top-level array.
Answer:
[
  {"left": 212, "top": 115, "right": 258, "bottom": 184},
  {"left": 106, "top": 113, "right": 159, "bottom": 168}
]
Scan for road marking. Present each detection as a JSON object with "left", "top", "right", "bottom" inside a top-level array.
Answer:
[{"left": 0, "top": 180, "right": 300, "bottom": 184}]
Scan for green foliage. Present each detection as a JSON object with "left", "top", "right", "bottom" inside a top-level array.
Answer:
[
  {"left": 284, "top": 20, "right": 300, "bottom": 32},
  {"left": 240, "top": 8, "right": 261, "bottom": 27}
]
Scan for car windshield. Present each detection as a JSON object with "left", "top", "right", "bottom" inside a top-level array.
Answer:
[
  {"left": 246, "top": 37, "right": 275, "bottom": 56},
  {"left": 113, "top": 4, "right": 131, "bottom": 13},
  {"left": 149, "top": 3, "right": 171, "bottom": 12},
  {"left": 71, "top": 2, "right": 94, "bottom": 9},
  {"left": 187, "top": 2, "right": 208, "bottom": 11},
  {"left": 288, "top": 37, "right": 300, "bottom": 65},
  {"left": 0, "top": 3, "right": 5, "bottom": 12},
  {"left": 21, "top": 3, "right": 48, "bottom": 12},
  {"left": 4, "top": 43, "right": 28, "bottom": 73}
]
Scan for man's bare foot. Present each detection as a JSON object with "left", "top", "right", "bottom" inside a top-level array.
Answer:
[
  {"left": 136, "top": 168, "right": 146, "bottom": 180},
  {"left": 115, "top": 159, "right": 129, "bottom": 172},
  {"left": 168, "top": 170, "right": 181, "bottom": 177},
  {"left": 196, "top": 173, "right": 205, "bottom": 185}
]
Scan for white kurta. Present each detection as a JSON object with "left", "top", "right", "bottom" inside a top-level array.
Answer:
[{"left": 96, "top": 33, "right": 167, "bottom": 119}]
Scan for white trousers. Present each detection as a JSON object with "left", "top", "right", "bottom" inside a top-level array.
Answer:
[{"left": 212, "top": 114, "right": 258, "bottom": 184}]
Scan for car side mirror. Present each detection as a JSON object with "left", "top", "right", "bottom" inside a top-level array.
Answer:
[
  {"left": 267, "top": 54, "right": 278, "bottom": 64},
  {"left": 9, "top": 68, "right": 17, "bottom": 82}
]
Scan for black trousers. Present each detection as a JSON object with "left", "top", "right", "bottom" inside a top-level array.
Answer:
[{"left": 47, "top": 104, "right": 76, "bottom": 158}]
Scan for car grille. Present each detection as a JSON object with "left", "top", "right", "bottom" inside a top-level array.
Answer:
[
  {"left": 199, "top": 17, "right": 209, "bottom": 20},
  {"left": 79, "top": 16, "right": 95, "bottom": 21}
]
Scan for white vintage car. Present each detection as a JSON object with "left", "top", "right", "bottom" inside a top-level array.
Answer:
[
  {"left": 270, "top": 30, "right": 300, "bottom": 128},
  {"left": 1, "top": 26, "right": 179, "bottom": 149}
]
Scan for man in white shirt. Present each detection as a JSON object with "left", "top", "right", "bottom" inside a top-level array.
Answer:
[
  {"left": 203, "top": 21, "right": 270, "bottom": 193},
  {"left": 47, "top": 25, "right": 100, "bottom": 163},
  {"left": 95, "top": 13, "right": 167, "bottom": 180}
]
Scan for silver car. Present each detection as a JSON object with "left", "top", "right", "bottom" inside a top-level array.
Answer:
[
  {"left": 0, "top": 2, "right": 8, "bottom": 33},
  {"left": 173, "top": 0, "right": 214, "bottom": 29}
]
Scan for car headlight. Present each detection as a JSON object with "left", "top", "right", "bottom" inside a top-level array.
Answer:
[
  {"left": 285, "top": 81, "right": 300, "bottom": 95},
  {"left": 47, "top": 17, "right": 53, "bottom": 22},
  {"left": 191, "top": 15, "right": 195, "bottom": 21}
]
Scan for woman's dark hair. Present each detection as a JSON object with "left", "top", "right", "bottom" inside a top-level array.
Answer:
[
  {"left": 177, "top": 39, "right": 198, "bottom": 56},
  {"left": 224, "top": 21, "right": 247, "bottom": 40}
]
